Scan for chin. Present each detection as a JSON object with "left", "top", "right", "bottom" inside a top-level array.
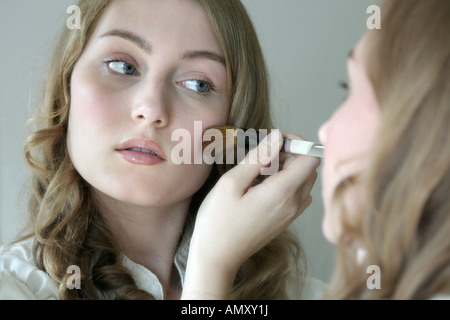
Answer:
[{"left": 322, "top": 212, "right": 340, "bottom": 244}]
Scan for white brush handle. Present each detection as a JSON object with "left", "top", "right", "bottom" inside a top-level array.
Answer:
[{"left": 282, "top": 139, "right": 324, "bottom": 158}]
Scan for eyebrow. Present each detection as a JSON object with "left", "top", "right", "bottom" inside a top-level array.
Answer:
[
  {"left": 100, "top": 28, "right": 226, "bottom": 66},
  {"left": 182, "top": 50, "right": 226, "bottom": 67},
  {"left": 101, "top": 29, "right": 151, "bottom": 54}
]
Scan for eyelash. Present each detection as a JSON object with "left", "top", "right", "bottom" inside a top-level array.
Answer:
[
  {"left": 339, "top": 81, "right": 350, "bottom": 102},
  {"left": 104, "top": 56, "right": 215, "bottom": 95},
  {"left": 104, "top": 56, "right": 139, "bottom": 75},
  {"left": 180, "top": 79, "right": 215, "bottom": 95},
  {"left": 339, "top": 81, "right": 349, "bottom": 90}
]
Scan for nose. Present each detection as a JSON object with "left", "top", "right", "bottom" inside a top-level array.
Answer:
[
  {"left": 318, "top": 120, "right": 330, "bottom": 145},
  {"left": 131, "top": 79, "right": 169, "bottom": 128}
]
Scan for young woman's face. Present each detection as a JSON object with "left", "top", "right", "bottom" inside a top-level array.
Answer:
[
  {"left": 318, "top": 34, "right": 381, "bottom": 243},
  {"left": 68, "top": 0, "right": 229, "bottom": 208}
]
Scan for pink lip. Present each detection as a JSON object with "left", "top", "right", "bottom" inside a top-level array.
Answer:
[{"left": 116, "top": 138, "right": 167, "bottom": 165}]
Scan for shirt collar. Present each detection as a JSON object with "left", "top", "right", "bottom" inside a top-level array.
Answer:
[{"left": 120, "top": 219, "right": 192, "bottom": 300}]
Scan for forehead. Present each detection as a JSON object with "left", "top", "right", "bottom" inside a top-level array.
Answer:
[{"left": 91, "top": 0, "right": 221, "bottom": 51}]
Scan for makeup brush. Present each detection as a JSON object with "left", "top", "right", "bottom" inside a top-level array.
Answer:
[{"left": 202, "top": 125, "right": 324, "bottom": 158}]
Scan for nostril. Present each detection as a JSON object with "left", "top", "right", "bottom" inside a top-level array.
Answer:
[{"left": 131, "top": 105, "right": 168, "bottom": 126}]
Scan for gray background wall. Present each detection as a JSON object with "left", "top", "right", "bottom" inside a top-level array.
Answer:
[{"left": 0, "top": 0, "right": 381, "bottom": 284}]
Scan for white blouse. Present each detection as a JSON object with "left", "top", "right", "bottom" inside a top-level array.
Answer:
[{"left": 0, "top": 238, "right": 327, "bottom": 300}]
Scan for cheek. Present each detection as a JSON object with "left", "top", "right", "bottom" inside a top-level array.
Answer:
[
  {"left": 321, "top": 104, "right": 380, "bottom": 243},
  {"left": 322, "top": 183, "right": 365, "bottom": 244},
  {"left": 324, "top": 97, "right": 380, "bottom": 180},
  {"left": 172, "top": 102, "right": 229, "bottom": 157},
  {"left": 164, "top": 101, "right": 228, "bottom": 193},
  {"left": 67, "top": 64, "right": 123, "bottom": 177},
  {"left": 321, "top": 163, "right": 341, "bottom": 243},
  {"left": 325, "top": 106, "right": 362, "bottom": 160},
  {"left": 68, "top": 64, "right": 126, "bottom": 143},
  {"left": 72, "top": 66, "right": 117, "bottom": 120},
  {"left": 322, "top": 208, "right": 341, "bottom": 244}
]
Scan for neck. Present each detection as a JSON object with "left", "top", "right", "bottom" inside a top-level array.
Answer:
[{"left": 94, "top": 190, "right": 191, "bottom": 292}]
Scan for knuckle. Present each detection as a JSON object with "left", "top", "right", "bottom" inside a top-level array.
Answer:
[
  {"left": 219, "top": 173, "right": 239, "bottom": 189},
  {"left": 246, "top": 146, "right": 260, "bottom": 164},
  {"left": 307, "top": 157, "right": 321, "bottom": 170},
  {"left": 313, "top": 158, "right": 321, "bottom": 169}
]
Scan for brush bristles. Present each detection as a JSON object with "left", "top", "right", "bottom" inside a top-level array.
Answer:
[
  {"left": 202, "top": 125, "right": 266, "bottom": 149},
  {"left": 202, "top": 126, "right": 240, "bottom": 150},
  {"left": 202, "top": 125, "right": 324, "bottom": 158}
]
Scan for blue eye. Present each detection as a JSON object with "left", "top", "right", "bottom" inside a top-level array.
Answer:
[
  {"left": 108, "top": 61, "right": 137, "bottom": 75},
  {"left": 182, "top": 80, "right": 213, "bottom": 94}
]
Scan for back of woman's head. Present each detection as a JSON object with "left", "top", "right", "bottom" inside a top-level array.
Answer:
[{"left": 327, "top": 0, "right": 450, "bottom": 299}]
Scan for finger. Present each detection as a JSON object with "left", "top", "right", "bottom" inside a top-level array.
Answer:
[
  {"left": 294, "top": 169, "right": 318, "bottom": 201},
  {"left": 289, "top": 169, "right": 318, "bottom": 219},
  {"left": 281, "top": 132, "right": 307, "bottom": 144},
  {"left": 296, "top": 194, "right": 313, "bottom": 217},
  {"left": 278, "top": 152, "right": 289, "bottom": 170},
  {"left": 279, "top": 152, "right": 289, "bottom": 163},
  {"left": 280, "top": 132, "right": 321, "bottom": 170},
  {"left": 279, "top": 152, "right": 298, "bottom": 170},
  {"left": 265, "top": 154, "right": 320, "bottom": 196},
  {"left": 275, "top": 166, "right": 317, "bottom": 218},
  {"left": 225, "top": 130, "right": 283, "bottom": 192}
]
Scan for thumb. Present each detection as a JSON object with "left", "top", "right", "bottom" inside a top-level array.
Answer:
[{"left": 225, "top": 130, "right": 283, "bottom": 191}]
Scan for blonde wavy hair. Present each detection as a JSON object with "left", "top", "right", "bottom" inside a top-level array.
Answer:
[
  {"left": 323, "top": 0, "right": 450, "bottom": 299},
  {"left": 19, "top": 0, "right": 306, "bottom": 299}
]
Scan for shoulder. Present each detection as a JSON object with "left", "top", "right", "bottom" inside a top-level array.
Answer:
[
  {"left": 0, "top": 238, "right": 59, "bottom": 300},
  {"left": 287, "top": 273, "right": 327, "bottom": 300}
]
